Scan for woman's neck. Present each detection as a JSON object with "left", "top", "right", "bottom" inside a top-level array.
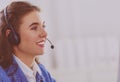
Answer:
[{"left": 13, "top": 53, "right": 35, "bottom": 68}]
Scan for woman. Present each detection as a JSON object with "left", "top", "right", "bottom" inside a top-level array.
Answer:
[{"left": 0, "top": 1, "right": 55, "bottom": 82}]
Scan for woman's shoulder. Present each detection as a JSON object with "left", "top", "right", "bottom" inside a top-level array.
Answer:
[
  {"left": 0, "top": 66, "right": 6, "bottom": 75},
  {"left": 0, "top": 66, "right": 10, "bottom": 81},
  {"left": 38, "top": 64, "right": 56, "bottom": 82}
]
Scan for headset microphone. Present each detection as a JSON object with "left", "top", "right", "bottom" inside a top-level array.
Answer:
[{"left": 46, "top": 38, "right": 54, "bottom": 49}]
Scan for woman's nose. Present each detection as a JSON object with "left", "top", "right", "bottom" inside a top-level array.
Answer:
[{"left": 39, "top": 29, "right": 47, "bottom": 38}]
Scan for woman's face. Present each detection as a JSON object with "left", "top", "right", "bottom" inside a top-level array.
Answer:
[{"left": 14, "top": 11, "right": 47, "bottom": 57}]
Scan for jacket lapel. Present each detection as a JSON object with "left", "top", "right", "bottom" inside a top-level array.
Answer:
[
  {"left": 4, "top": 58, "right": 28, "bottom": 82},
  {"left": 38, "top": 64, "right": 51, "bottom": 82}
]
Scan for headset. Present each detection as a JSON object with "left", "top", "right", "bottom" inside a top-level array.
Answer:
[
  {"left": 4, "top": 7, "right": 54, "bottom": 49},
  {"left": 4, "top": 7, "right": 20, "bottom": 45}
]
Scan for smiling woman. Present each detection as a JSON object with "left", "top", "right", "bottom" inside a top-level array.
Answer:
[
  {"left": 0, "top": 1, "right": 55, "bottom": 82},
  {"left": 14, "top": 10, "right": 47, "bottom": 67}
]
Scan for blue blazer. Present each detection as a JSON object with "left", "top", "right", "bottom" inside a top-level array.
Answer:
[{"left": 0, "top": 58, "right": 56, "bottom": 82}]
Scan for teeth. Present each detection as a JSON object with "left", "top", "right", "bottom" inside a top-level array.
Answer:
[{"left": 37, "top": 42, "right": 45, "bottom": 45}]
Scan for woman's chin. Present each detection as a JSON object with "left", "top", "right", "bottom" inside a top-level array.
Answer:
[
  {"left": 37, "top": 51, "right": 44, "bottom": 55},
  {"left": 35, "top": 49, "right": 44, "bottom": 55}
]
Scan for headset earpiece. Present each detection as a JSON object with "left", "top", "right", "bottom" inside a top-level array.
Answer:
[
  {"left": 4, "top": 7, "right": 20, "bottom": 45},
  {"left": 7, "top": 30, "right": 20, "bottom": 45}
]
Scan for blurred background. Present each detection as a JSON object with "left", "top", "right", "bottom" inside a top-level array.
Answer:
[{"left": 0, "top": 0, "right": 120, "bottom": 82}]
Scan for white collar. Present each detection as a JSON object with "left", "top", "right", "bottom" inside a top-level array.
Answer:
[
  {"left": 31, "top": 56, "right": 42, "bottom": 76},
  {"left": 13, "top": 55, "right": 42, "bottom": 78}
]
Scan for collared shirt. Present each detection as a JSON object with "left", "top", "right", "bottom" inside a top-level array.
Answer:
[{"left": 13, "top": 55, "right": 42, "bottom": 82}]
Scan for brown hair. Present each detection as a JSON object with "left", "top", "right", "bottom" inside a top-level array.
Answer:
[{"left": 0, "top": 1, "right": 40, "bottom": 68}]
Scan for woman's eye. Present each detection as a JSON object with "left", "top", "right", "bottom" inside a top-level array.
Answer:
[{"left": 31, "top": 26, "right": 37, "bottom": 30}]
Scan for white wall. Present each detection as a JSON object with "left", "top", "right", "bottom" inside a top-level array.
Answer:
[
  {"left": 0, "top": 0, "right": 120, "bottom": 82},
  {"left": 37, "top": 0, "right": 120, "bottom": 82}
]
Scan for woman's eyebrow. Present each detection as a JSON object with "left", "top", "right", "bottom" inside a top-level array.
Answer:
[{"left": 29, "top": 22, "right": 39, "bottom": 27}]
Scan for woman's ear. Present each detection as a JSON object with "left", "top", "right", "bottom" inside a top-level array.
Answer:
[{"left": 6, "top": 29, "right": 11, "bottom": 37}]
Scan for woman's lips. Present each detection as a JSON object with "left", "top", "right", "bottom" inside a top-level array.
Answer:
[{"left": 36, "top": 41, "right": 45, "bottom": 48}]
